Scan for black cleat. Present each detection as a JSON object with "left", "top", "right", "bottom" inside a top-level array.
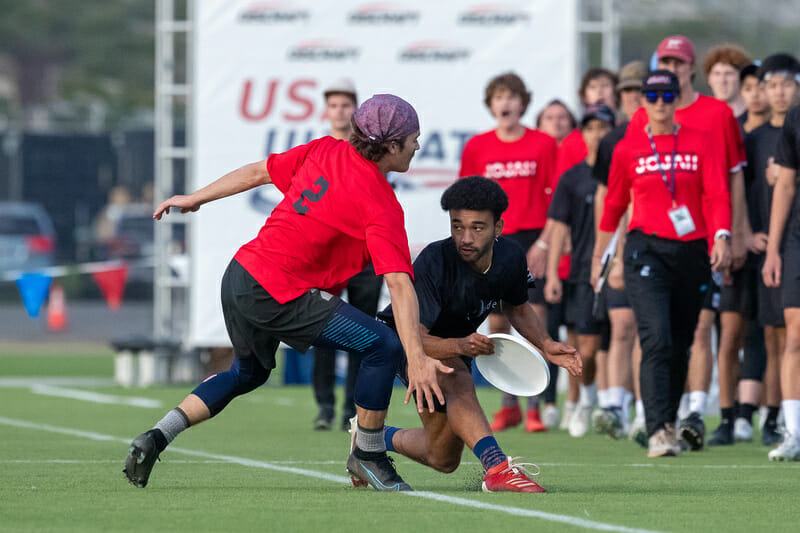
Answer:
[
  {"left": 762, "top": 423, "right": 782, "bottom": 447},
  {"left": 678, "top": 412, "right": 705, "bottom": 451},
  {"left": 708, "top": 423, "right": 734, "bottom": 446},
  {"left": 346, "top": 449, "right": 412, "bottom": 492},
  {"left": 123, "top": 430, "right": 161, "bottom": 488}
]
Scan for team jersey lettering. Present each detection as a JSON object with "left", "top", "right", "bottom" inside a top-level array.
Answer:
[
  {"left": 634, "top": 153, "right": 698, "bottom": 176},
  {"left": 483, "top": 160, "right": 538, "bottom": 179},
  {"left": 293, "top": 175, "right": 329, "bottom": 214}
]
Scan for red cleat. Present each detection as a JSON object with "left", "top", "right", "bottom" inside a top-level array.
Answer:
[
  {"left": 490, "top": 405, "right": 522, "bottom": 432},
  {"left": 525, "top": 409, "right": 547, "bottom": 433},
  {"left": 482, "top": 456, "right": 546, "bottom": 493}
]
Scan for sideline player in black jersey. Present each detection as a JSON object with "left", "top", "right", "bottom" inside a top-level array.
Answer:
[{"left": 374, "top": 176, "right": 582, "bottom": 492}]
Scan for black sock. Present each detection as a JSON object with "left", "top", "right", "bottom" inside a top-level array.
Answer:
[
  {"left": 739, "top": 403, "right": 756, "bottom": 424},
  {"left": 150, "top": 428, "right": 169, "bottom": 453},
  {"left": 720, "top": 407, "right": 735, "bottom": 427},
  {"left": 766, "top": 406, "right": 780, "bottom": 426}
]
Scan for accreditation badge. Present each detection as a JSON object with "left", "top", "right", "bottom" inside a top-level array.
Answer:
[{"left": 668, "top": 205, "right": 696, "bottom": 237}]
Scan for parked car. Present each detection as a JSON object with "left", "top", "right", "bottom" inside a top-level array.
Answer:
[{"left": 0, "top": 202, "right": 57, "bottom": 274}]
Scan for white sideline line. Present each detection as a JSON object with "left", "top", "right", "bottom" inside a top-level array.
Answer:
[
  {"left": 29, "top": 385, "right": 162, "bottom": 408},
  {"left": 0, "top": 416, "right": 662, "bottom": 533},
  {"left": 0, "top": 377, "right": 116, "bottom": 388}
]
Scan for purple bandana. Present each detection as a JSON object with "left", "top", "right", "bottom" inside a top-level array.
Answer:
[{"left": 353, "top": 94, "right": 419, "bottom": 144}]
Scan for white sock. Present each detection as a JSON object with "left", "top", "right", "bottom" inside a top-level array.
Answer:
[
  {"left": 635, "top": 400, "right": 645, "bottom": 421},
  {"left": 606, "top": 387, "right": 626, "bottom": 409},
  {"left": 579, "top": 383, "right": 597, "bottom": 407},
  {"left": 688, "top": 391, "right": 708, "bottom": 417},
  {"left": 622, "top": 391, "right": 634, "bottom": 417},
  {"left": 678, "top": 393, "right": 690, "bottom": 419},
  {"left": 564, "top": 401, "right": 577, "bottom": 411},
  {"left": 782, "top": 399, "right": 800, "bottom": 438},
  {"left": 597, "top": 389, "right": 608, "bottom": 408}
]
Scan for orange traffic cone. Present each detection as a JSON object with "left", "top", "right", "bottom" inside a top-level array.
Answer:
[{"left": 47, "top": 284, "right": 67, "bottom": 331}]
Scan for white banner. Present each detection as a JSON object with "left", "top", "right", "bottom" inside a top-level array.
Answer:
[{"left": 190, "top": 0, "right": 579, "bottom": 347}]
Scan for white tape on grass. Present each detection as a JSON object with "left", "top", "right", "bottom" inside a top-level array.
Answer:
[{"left": 0, "top": 416, "right": 662, "bottom": 533}]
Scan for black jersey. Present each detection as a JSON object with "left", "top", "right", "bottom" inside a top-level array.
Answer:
[
  {"left": 377, "top": 236, "right": 531, "bottom": 338},
  {"left": 547, "top": 162, "right": 597, "bottom": 283},
  {"left": 594, "top": 122, "right": 629, "bottom": 186},
  {"left": 774, "top": 106, "right": 800, "bottom": 244},
  {"left": 744, "top": 122, "right": 781, "bottom": 234}
]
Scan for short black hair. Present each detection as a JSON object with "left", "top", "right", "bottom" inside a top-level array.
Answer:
[
  {"left": 440, "top": 176, "right": 509, "bottom": 222},
  {"left": 740, "top": 64, "right": 760, "bottom": 84}
]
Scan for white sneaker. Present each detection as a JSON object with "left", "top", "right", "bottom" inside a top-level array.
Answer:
[
  {"left": 559, "top": 403, "right": 576, "bottom": 431},
  {"left": 768, "top": 436, "right": 800, "bottom": 462},
  {"left": 542, "top": 405, "right": 560, "bottom": 428},
  {"left": 569, "top": 405, "right": 593, "bottom": 437},
  {"left": 647, "top": 427, "right": 680, "bottom": 458},
  {"left": 758, "top": 406, "right": 769, "bottom": 432},
  {"left": 629, "top": 416, "right": 648, "bottom": 447},
  {"left": 733, "top": 418, "right": 753, "bottom": 441}
]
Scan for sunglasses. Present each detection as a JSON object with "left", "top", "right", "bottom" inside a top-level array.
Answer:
[{"left": 645, "top": 91, "right": 676, "bottom": 104}]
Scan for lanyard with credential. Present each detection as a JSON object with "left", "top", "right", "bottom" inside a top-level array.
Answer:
[{"left": 646, "top": 125, "right": 678, "bottom": 206}]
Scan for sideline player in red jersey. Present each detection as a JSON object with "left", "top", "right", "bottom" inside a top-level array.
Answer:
[
  {"left": 627, "top": 36, "right": 747, "bottom": 451},
  {"left": 459, "top": 72, "right": 558, "bottom": 433},
  {"left": 123, "top": 94, "right": 452, "bottom": 492}
]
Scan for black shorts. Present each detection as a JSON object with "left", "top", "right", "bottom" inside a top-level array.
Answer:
[
  {"left": 565, "top": 281, "right": 602, "bottom": 335},
  {"left": 758, "top": 253, "right": 785, "bottom": 326},
  {"left": 783, "top": 242, "right": 800, "bottom": 310},
  {"left": 702, "top": 271, "right": 722, "bottom": 311},
  {"left": 503, "top": 229, "right": 545, "bottom": 306},
  {"left": 719, "top": 254, "right": 758, "bottom": 319},
  {"left": 221, "top": 259, "right": 341, "bottom": 370},
  {"left": 605, "top": 285, "right": 631, "bottom": 310}
]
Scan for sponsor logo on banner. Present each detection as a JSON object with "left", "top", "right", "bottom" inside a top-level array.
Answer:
[
  {"left": 288, "top": 40, "right": 360, "bottom": 61},
  {"left": 458, "top": 4, "right": 530, "bottom": 25},
  {"left": 399, "top": 41, "right": 471, "bottom": 62},
  {"left": 348, "top": 3, "right": 420, "bottom": 24},
  {"left": 633, "top": 153, "right": 699, "bottom": 175},
  {"left": 239, "top": 2, "right": 310, "bottom": 23}
]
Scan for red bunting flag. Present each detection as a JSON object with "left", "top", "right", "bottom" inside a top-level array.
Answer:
[{"left": 92, "top": 265, "right": 128, "bottom": 312}]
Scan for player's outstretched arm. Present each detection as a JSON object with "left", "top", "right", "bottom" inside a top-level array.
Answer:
[
  {"left": 384, "top": 272, "right": 453, "bottom": 413},
  {"left": 420, "top": 326, "right": 494, "bottom": 360},
  {"left": 153, "top": 160, "right": 272, "bottom": 219},
  {"left": 506, "top": 302, "right": 582, "bottom": 377}
]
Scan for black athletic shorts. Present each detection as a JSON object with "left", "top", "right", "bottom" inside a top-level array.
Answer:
[
  {"left": 565, "top": 281, "right": 602, "bottom": 335},
  {"left": 221, "top": 259, "right": 341, "bottom": 370},
  {"left": 501, "top": 228, "right": 545, "bottom": 306},
  {"left": 719, "top": 254, "right": 758, "bottom": 319},
  {"left": 702, "top": 271, "right": 722, "bottom": 311},
  {"left": 605, "top": 285, "right": 631, "bottom": 310},
  {"left": 782, "top": 242, "right": 800, "bottom": 310},
  {"left": 758, "top": 254, "right": 785, "bottom": 326}
]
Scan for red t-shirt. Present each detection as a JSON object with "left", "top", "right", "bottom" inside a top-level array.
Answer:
[
  {"left": 234, "top": 136, "right": 413, "bottom": 303},
  {"left": 600, "top": 125, "right": 731, "bottom": 242},
  {"left": 555, "top": 129, "right": 588, "bottom": 180},
  {"left": 459, "top": 128, "right": 557, "bottom": 234},
  {"left": 628, "top": 94, "right": 746, "bottom": 173}
]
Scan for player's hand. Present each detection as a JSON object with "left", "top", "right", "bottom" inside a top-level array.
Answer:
[
  {"left": 749, "top": 232, "right": 768, "bottom": 254},
  {"left": 542, "top": 338, "right": 582, "bottom": 377},
  {"left": 607, "top": 258, "right": 625, "bottom": 290},
  {"left": 590, "top": 255, "right": 603, "bottom": 289},
  {"left": 456, "top": 333, "right": 494, "bottom": 357},
  {"left": 153, "top": 195, "right": 201, "bottom": 220},
  {"left": 766, "top": 158, "right": 780, "bottom": 186},
  {"left": 544, "top": 277, "right": 562, "bottom": 304},
  {"left": 762, "top": 250, "right": 782, "bottom": 288},
  {"left": 730, "top": 232, "right": 748, "bottom": 271},
  {"left": 526, "top": 243, "right": 548, "bottom": 279},
  {"left": 711, "top": 238, "right": 731, "bottom": 272},
  {"left": 404, "top": 351, "right": 453, "bottom": 414}
]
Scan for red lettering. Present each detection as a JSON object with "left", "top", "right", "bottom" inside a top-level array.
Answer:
[
  {"left": 240, "top": 79, "right": 279, "bottom": 121},
  {"left": 283, "top": 79, "right": 316, "bottom": 122}
]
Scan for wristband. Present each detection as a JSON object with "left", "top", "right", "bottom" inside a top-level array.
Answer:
[
  {"left": 535, "top": 240, "right": 549, "bottom": 250},
  {"left": 714, "top": 229, "right": 731, "bottom": 241}
]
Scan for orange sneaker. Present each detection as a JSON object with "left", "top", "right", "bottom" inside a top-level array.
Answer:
[
  {"left": 482, "top": 456, "right": 546, "bottom": 493},
  {"left": 525, "top": 409, "right": 547, "bottom": 433},
  {"left": 490, "top": 405, "right": 522, "bottom": 432}
]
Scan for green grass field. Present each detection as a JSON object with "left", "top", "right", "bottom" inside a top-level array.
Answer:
[{"left": 1, "top": 353, "right": 798, "bottom": 533}]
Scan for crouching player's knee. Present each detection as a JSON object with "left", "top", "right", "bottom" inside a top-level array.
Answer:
[{"left": 191, "top": 357, "right": 271, "bottom": 417}]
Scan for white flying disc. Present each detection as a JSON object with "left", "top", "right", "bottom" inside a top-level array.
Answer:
[{"left": 475, "top": 333, "right": 550, "bottom": 397}]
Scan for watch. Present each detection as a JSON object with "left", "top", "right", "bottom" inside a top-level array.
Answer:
[{"left": 714, "top": 229, "right": 731, "bottom": 241}]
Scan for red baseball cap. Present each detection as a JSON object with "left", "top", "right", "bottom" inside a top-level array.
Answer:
[{"left": 656, "top": 35, "right": 695, "bottom": 64}]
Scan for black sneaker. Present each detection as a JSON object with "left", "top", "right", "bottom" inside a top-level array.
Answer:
[
  {"left": 123, "top": 430, "right": 161, "bottom": 488},
  {"left": 678, "top": 412, "right": 705, "bottom": 451},
  {"left": 762, "top": 422, "right": 782, "bottom": 447},
  {"left": 346, "top": 449, "right": 412, "bottom": 492},
  {"left": 708, "top": 423, "right": 734, "bottom": 446},
  {"left": 313, "top": 407, "right": 334, "bottom": 431}
]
